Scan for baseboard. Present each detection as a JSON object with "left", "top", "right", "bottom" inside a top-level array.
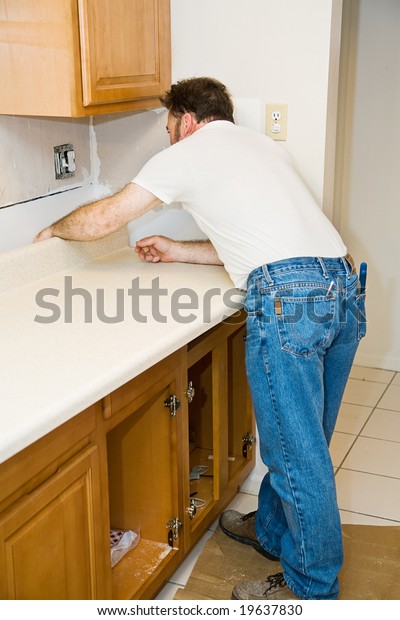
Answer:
[{"left": 354, "top": 350, "right": 400, "bottom": 372}]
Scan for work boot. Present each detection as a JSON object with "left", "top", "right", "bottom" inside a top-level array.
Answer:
[
  {"left": 232, "top": 572, "right": 300, "bottom": 600},
  {"left": 219, "top": 510, "right": 279, "bottom": 561}
]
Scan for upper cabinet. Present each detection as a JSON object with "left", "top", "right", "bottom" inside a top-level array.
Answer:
[{"left": 0, "top": 0, "right": 171, "bottom": 117}]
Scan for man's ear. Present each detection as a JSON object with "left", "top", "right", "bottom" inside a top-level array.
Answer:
[{"left": 181, "top": 112, "right": 200, "bottom": 137}]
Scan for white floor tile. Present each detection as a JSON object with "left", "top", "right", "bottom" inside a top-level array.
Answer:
[
  {"left": 335, "top": 403, "right": 372, "bottom": 435},
  {"left": 376, "top": 384, "right": 400, "bottom": 412},
  {"left": 392, "top": 372, "right": 400, "bottom": 386},
  {"left": 349, "top": 366, "right": 395, "bottom": 384},
  {"left": 342, "top": 378, "right": 387, "bottom": 407},
  {"left": 339, "top": 509, "right": 400, "bottom": 526},
  {"left": 361, "top": 408, "right": 400, "bottom": 443},
  {"left": 336, "top": 469, "right": 400, "bottom": 522},
  {"left": 330, "top": 432, "right": 357, "bottom": 468},
  {"left": 341, "top": 436, "right": 400, "bottom": 478}
]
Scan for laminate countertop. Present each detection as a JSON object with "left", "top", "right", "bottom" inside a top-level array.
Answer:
[{"left": 0, "top": 229, "right": 242, "bottom": 464}]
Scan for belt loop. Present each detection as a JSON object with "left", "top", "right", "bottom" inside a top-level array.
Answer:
[
  {"left": 341, "top": 253, "right": 354, "bottom": 279},
  {"left": 317, "top": 257, "right": 329, "bottom": 279},
  {"left": 262, "top": 263, "right": 274, "bottom": 285},
  {"left": 340, "top": 256, "right": 350, "bottom": 278}
]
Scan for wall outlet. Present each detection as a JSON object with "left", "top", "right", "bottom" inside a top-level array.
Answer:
[
  {"left": 54, "top": 144, "right": 76, "bottom": 179},
  {"left": 265, "top": 104, "right": 288, "bottom": 141}
]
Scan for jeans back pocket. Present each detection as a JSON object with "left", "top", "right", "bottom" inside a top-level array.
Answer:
[{"left": 272, "top": 286, "right": 336, "bottom": 358}]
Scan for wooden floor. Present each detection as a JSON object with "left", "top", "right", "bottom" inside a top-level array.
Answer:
[{"left": 174, "top": 525, "right": 400, "bottom": 600}]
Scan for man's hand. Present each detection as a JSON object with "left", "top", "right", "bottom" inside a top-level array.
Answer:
[
  {"left": 135, "top": 236, "right": 223, "bottom": 266},
  {"left": 135, "top": 236, "right": 184, "bottom": 263},
  {"left": 33, "top": 227, "right": 54, "bottom": 243}
]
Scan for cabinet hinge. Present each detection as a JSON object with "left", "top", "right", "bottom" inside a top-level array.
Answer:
[
  {"left": 185, "top": 380, "right": 195, "bottom": 403},
  {"left": 186, "top": 495, "right": 206, "bottom": 520},
  {"left": 242, "top": 432, "right": 256, "bottom": 458},
  {"left": 163, "top": 394, "right": 181, "bottom": 416},
  {"left": 166, "top": 517, "right": 182, "bottom": 546}
]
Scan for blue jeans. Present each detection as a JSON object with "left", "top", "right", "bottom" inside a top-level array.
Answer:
[{"left": 244, "top": 256, "right": 366, "bottom": 600}]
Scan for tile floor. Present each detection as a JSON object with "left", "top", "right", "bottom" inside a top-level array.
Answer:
[{"left": 156, "top": 365, "right": 400, "bottom": 600}]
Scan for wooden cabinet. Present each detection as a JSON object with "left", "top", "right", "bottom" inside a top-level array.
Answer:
[
  {"left": 185, "top": 316, "right": 255, "bottom": 550},
  {"left": 0, "top": 447, "right": 102, "bottom": 599},
  {"left": 0, "top": 314, "right": 255, "bottom": 600},
  {"left": 103, "top": 350, "right": 186, "bottom": 599},
  {"left": 0, "top": 0, "right": 171, "bottom": 117},
  {"left": 0, "top": 404, "right": 110, "bottom": 599}
]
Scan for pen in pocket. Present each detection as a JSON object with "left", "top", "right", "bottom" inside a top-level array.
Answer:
[{"left": 326, "top": 281, "right": 334, "bottom": 297}]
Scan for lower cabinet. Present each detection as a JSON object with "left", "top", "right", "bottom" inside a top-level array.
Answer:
[
  {"left": 0, "top": 444, "right": 106, "bottom": 599},
  {"left": 103, "top": 351, "right": 186, "bottom": 599},
  {"left": 184, "top": 318, "right": 255, "bottom": 550},
  {"left": 0, "top": 313, "right": 255, "bottom": 599}
]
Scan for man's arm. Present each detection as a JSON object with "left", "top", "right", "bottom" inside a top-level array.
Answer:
[
  {"left": 34, "top": 183, "right": 161, "bottom": 242},
  {"left": 135, "top": 235, "right": 223, "bottom": 266}
]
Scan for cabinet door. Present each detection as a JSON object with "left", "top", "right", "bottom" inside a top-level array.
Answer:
[
  {"left": 78, "top": 0, "right": 171, "bottom": 106},
  {"left": 0, "top": 446, "right": 104, "bottom": 600},
  {"left": 106, "top": 375, "right": 184, "bottom": 599}
]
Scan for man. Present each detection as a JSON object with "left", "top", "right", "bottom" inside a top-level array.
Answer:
[{"left": 35, "top": 77, "right": 366, "bottom": 600}]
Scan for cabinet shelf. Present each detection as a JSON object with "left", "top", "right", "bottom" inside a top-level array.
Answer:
[{"left": 112, "top": 538, "right": 175, "bottom": 600}]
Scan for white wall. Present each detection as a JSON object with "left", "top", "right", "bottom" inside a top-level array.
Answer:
[
  {"left": 171, "top": 0, "right": 335, "bottom": 206},
  {"left": 336, "top": 0, "right": 400, "bottom": 370}
]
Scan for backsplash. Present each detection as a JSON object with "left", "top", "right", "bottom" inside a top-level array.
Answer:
[{"left": 0, "top": 108, "right": 203, "bottom": 253}]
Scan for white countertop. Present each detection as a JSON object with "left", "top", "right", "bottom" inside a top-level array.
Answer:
[{"left": 0, "top": 230, "right": 242, "bottom": 464}]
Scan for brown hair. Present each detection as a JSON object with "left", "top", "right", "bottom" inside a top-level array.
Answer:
[{"left": 160, "top": 77, "right": 235, "bottom": 123}]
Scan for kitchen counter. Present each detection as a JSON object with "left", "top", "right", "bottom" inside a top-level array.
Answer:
[{"left": 0, "top": 229, "right": 242, "bottom": 464}]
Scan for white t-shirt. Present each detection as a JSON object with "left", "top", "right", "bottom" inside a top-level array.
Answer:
[{"left": 133, "top": 121, "right": 346, "bottom": 289}]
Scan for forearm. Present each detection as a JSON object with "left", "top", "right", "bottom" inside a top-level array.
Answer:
[
  {"left": 175, "top": 240, "right": 224, "bottom": 265},
  {"left": 41, "top": 196, "right": 121, "bottom": 242},
  {"left": 35, "top": 183, "right": 160, "bottom": 242},
  {"left": 135, "top": 236, "right": 224, "bottom": 266}
]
